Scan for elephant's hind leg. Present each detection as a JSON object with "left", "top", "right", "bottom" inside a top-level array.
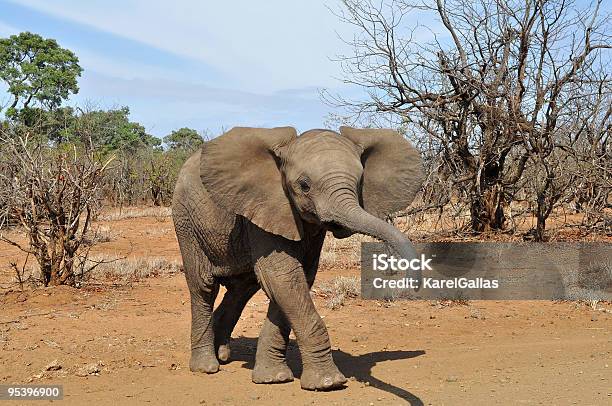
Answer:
[
  {"left": 187, "top": 271, "right": 220, "bottom": 373},
  {"left": 252, "top": 302, "right": 294, "bottom": 384},
  {"left": 213, "top": 273, "right": 260, "bottom": 362},
  {"left": 177, "top": 232, "right": 220, "bottom": 374}
]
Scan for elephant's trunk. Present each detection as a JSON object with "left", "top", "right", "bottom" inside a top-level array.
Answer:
[{"left": 324, "top": 201, "right": 418, "bottom": 266}]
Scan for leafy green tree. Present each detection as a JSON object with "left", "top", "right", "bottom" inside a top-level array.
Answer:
[
  {"left": 10, "top": 106, "right": 76, "bottom": 141},
  {"left": 0, "top": 32, "right": 82, "bottom": 116},
  {"left": 163, "top": 127, "right": 204, "bottom": 151},
  {"left": 74, "top": 107, "right": 160, "bottom": 152}
]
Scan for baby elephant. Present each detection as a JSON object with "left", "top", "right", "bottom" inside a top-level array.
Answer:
[{"left": 172, "top": 126, "right": 422, "bottom": 390}]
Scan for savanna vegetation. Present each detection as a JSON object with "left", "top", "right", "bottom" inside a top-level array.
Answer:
[
  {"left": 0, "top": 32, "right": 204, "bottom": 286},
  {"left": 0, "top": 1, "right": 610, "bottom": 287}
]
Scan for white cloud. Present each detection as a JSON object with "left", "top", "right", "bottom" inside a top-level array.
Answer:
[
  {"left": 71, "top": 71, "right": 336, "bottom": 136},
  {"left": 78, "top": 71, "right": 319, "bottom": 106},
  {"left": 66, "top": 45, "right": 185, "bottom": 82},
  {"left": 8, "top": 0, "right": 356, "bottom": 92}
]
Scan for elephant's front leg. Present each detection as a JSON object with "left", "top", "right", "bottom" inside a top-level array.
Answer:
[
  {"left": 252, "top": 247, "right": 346, "bottom": 390},
  {"left": 252, "top": 255, "right": 321, "bottom": 384}
]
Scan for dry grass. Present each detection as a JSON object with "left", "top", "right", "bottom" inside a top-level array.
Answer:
[
  {"left": 314, "top": 276, "right": 360, "bottom": 309},
  {"left": 565, "top": 260, "right": 612, "bottom": 302},
  {"left": 84, "top": 255, "right": 182, "bottom": 282},
  {"left": 82, "top": 225, "right": 120, "bottom": 245},
  {"left": 6, "top": 255, "right": 182, "bottom": 289},
  {"left": 319, "top": 233, "right": 374, "bottom": 269},
  {"left": 395, "top": 204, "right": 612, "bottom": 242},
  {"left": 98, "top": 206, "right": 172, "bottom": 221}
]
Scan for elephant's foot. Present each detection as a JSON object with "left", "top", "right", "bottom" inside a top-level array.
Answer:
[
  {"left": 252, "top": 361, "right": 294, "bottom": 384},
  {"left": 213, "top": 322, "right": 231, "bottom": 363},
  {"left": 216, "top": 343, "right": 230, "bottom": 363},
  {"left": 300, "top": 363, "right": 347, "bottom": 391},
  {"left": 190, "top": 349, "right": 219, "bottom": 374}
]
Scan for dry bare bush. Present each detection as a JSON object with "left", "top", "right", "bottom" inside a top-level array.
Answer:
[
  {"left": 327, "top": 0, "right": 611, "bottom": 240},
  {"left": 8, "top": 253, "right": 42, "bottom": 290},
  {"left": 0, "top": 127, "right": 113, "bottom": 286},
  {"left": 102, "top": 148, "right": 191, "bottom": 208},
  {"left": 315, "top": 276, "right": 360, "bottom": 309}
]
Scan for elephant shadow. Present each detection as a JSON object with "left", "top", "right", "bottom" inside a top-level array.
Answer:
[{"left": 230, "top": 337, "right": 425, "bottom": 406}]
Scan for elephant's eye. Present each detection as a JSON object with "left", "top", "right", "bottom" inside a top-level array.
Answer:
[{"left": 298, "top": 178, "right": 311, "bottom": 193}]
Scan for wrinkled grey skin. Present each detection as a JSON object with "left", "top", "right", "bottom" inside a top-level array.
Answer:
[{"left": 172, "top": 126, "right": 423, "bottom": 390}]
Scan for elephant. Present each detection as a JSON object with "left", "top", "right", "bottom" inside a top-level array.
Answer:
[{"left": 171, "top": 126, "right": 423, "bottom": 390}]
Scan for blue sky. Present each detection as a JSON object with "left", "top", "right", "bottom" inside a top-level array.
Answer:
[
  {"left": 1, "top": 1, "right": 607, "bottom": 138},
  {"left": 0, "top": 0, "right": 366, "bottom": 137}
]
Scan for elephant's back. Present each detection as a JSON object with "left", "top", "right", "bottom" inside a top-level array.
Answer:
[{"left": 172, "top": 149, "right": 251, "bottom": 273}]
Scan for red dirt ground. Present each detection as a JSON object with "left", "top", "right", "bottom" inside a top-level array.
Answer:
[{"left": 1, "top": 212, "right": 610, "bottom": 405}]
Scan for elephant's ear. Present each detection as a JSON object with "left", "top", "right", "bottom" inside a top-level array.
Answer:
[
  {"left": 339, "top": 126, "right": 424, "bottom": 219},
  {"left": 200, "top": 126, "right": 303, "bottom": 240}
]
